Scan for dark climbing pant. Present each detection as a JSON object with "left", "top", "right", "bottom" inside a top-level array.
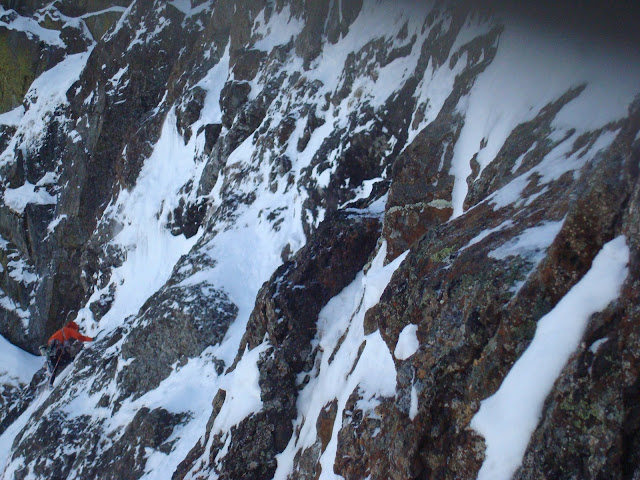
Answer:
[{"left": 48, "top": 344, "right": 72, "bottom": 386}]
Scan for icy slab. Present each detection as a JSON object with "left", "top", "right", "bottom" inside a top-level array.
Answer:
[
  {"left": 394, "top": 323, "right": 419, "bottom": 360},
  {"left": 472, "top": 236, "right": 630, "bottom": 480},
  {"left": 488, "top": 220, "right": 564, "bottom": 265},
  {"left": 463, "top": 220, "right": 514, "bottom": 251},
  {"left": 0, "top": 334, "right": 41, "bottom": 388}
]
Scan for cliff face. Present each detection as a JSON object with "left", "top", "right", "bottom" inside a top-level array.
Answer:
[{"left": 0, "top": 1, "right": 639, "bottom": 479}]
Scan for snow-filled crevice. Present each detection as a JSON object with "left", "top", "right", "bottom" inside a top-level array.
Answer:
[{"left": 274, "top": 241, "right": 408, "bottom": 480}]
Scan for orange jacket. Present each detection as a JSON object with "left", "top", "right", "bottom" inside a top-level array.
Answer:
[{"left": 47, "top": 321, "right": 93, "bottom": 345}]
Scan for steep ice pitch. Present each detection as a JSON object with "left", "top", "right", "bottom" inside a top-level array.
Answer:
[
  {"left": 449, "top": 19, "right": 640, "bottom": 217},
  {"left": 274, "top": 242, "right": 408, "bottom": 480},
  {"left": 471, "top": 236, "right": 630, "bottom": 480},
  {"left": 77, "top": 108, "right": 205, "bottom": 336}
]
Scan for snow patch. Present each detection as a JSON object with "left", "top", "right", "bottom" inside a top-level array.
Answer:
[
  {"left": 212, "top": 343, "right": 269, "bottom": 435},
  {"left": 0, "top": 106, "right": 25, "bottom": 127},
  {"left": 472, "top": 236, "right": 630, "bottom": 480},
  {"left": 3, "top": 182, "right": 56, "bottom": 214},
  {"left": 394, "top": 323, "right": 419, "bottom": 360},
  {"left": 0, "top": 334, "right": 41, "bottom": 388}
]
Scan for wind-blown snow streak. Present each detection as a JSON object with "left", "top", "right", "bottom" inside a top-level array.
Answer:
[{"left": 472, "top": 236, "right": 630, "bottom": 480}]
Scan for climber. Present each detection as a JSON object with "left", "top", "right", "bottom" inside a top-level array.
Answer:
[{"left": 40, "top": 320, "right": 93, "bottom": 387}]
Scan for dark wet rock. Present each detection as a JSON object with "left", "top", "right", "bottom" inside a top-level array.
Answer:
[
  {"left": 118, "top": 283, "right": 237, "bottom": 399},
  {"left": 201, "top": 122, "right": 222, "bottom": 155},
  {"left": 83, "top": 9, "right": 125, "bottom": 42},
  {"left": 232, "top": 48, "right": 266, "bottom": 81},
  {"left": 220, "top": 81, "right": 252, "bottom": 128},
  {"left": 177, "top": 86, "right": 206, "bottom": 143}
]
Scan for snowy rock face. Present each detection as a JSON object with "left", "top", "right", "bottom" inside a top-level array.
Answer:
[{"left": 0, "top": 1, "right": 639, "bottom": 479}]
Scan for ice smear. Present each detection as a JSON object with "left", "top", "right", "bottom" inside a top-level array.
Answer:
[
  {"left": 462, "top": 219, "right": 514, "bottom": 251},
  {"left": 472, "top": 236, "right": 630, "bottom": 480},
  {"left": 488, "top": 220, "right": 564, "bottom": 265},
  {"left": 274, "top": 242, "right": 408, "bottom": 480},
  {"left": 394, "top": 323, "right": 419, "bottom": 360},
  {"left": 196, "top": 42, "right": 230, "bottom": 124},
  {"left": 77, "top": 109, "right": 204, "bottom": 336},
  {"left": 450, "top": 20, "right": 640, "bottom": 218}
]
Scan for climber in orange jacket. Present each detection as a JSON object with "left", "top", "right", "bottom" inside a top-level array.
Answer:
[
  {"left": 47, "top": 320, "right": 93, "bottom": 345},
  {"left": 43, "top": 320, "right": 93, "bottom": 387}
]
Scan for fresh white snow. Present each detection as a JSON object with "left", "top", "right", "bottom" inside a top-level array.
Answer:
[
  {"left": 472, "top": 235, "right": 630, "bottom": 480},
  {"left": 3, "top": 182, "right": 56, "bottom": 214},
  {"left": 394, "top": 323, "right": 419, "bottom": 360},
  {"left": 0, "top": 6, "right": 65, "bottom": 47},
  {"left": 0, "top": 334, "right": 41, "bottom": 388}
]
